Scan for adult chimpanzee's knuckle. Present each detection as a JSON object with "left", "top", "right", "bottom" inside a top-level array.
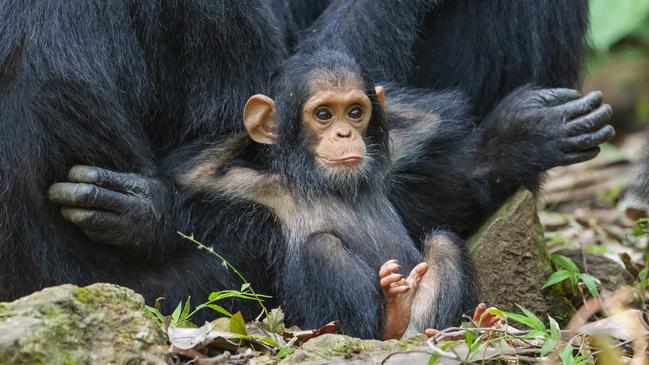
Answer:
[{"left": 72, "top": 184, "right": 95, "bottom": 204}]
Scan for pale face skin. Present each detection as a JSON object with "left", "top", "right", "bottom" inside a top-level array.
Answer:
[
  {"left": 302, "top": 88, "right": 372, "bottom": 171},
  {"left": 243, "top": 85, "right": 384, "bottom": 174}
]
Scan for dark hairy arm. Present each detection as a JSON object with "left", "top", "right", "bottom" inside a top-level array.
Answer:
[{"left": 387, "top": 86, "right": 613, "bottom": 239}]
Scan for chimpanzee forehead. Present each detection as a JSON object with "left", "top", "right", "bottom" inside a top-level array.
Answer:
[{"left": 306, "top": 68, "right": 365, "bottom": 96}]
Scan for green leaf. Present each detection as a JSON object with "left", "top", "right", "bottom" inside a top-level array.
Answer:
[
  {"left": 524, "top": 330, "right": 547, "bottom": 339},
  {"left": 170, "top": 301, "right": 183, "bottom": 327},
  {"left": 427, "top": 354, "right": 440, "bottom": 365},
  {"left": 229, "top": 311, "right": 248, "bottom": 336},
  {"left": 180, "top": 296, "right": 191, "bottom": 322},
  {"left": 275, "top": 346, "right": 295, "bottom": 359},
  {"left": 560, "top": 343, "right": 574, "bottom": 365},
  {"left": 259, "top": 336, "right": 279, "bottom": 348},
  {"left": 543, "top": 270, "right": 574, "bottom": 288},
  {"left": 505, "top": 312, "right": 538, "bottom": 330},
  {"left": 516, "top": 305, "right": 545, "bottom": 332},
  {"left": 241, "top": 283, "right": 251, "bottom": 292},
  {"left": 207, "top": 304, "right": 233, "bottom": 318},
  {"left": 465, "top": 328, "right": 474, "bottom": 347},
  {"left": 485, "top": 307, "right": 505, "bottom": 319},
  {"left": 144, "top": 305, "right": 165, "bottom": 323},
  {"left": 540, "top": 338, "right": 557, "bottom": 357},
  {"left": 579, "top": 274, "right": 600, "bottom": 298},
  {"left": 550, "top": 255, "right": 580, "bottom": 274},
  {"left": 549, "top": 316, "right": 561, "bottom": 340}
]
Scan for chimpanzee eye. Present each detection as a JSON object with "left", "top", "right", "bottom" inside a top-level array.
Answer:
[
  {"left": 347, "top": 105, "right": 363, "bottom": 119},
  {"left": 315, "top": 107, "right": 332, "bottom": 121}
]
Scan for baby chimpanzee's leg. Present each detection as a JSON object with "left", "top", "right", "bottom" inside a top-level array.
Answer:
[{"left": 408, "top": 232, "right": 479, "bottom": 333}]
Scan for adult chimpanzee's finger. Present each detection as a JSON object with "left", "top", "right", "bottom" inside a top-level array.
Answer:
[
  {"left": 556, "top": 91, "right": 603, "bottom": 119},
  {"left": 60, "top": 208, "right": 124, "bottom": 236},
  {"left": 49, "top": 182, "right": 134, "bottom": 213},
  {"left": 68, "top": 165, "right": 147, "bottom": 194},
  {"left": 560, "top": 147, "right": 601, "bottom": 166},
  {"left": 566, "top": 104, "right": 612, "bottom": 136},
  {"left": 562, "top": 125, "right": 615, "bottom": 152},
  {"left": 536, "top": 88, "right": 581, "bottom": 106}
]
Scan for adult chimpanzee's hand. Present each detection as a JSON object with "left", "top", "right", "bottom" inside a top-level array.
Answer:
[
  {"left": 481, "top": 87, "right": 614, "bottom": 173},
  {"left": 48, "top": 165, "right": 175, "bottom": 254}
]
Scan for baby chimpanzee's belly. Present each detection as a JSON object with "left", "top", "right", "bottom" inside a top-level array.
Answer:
[{"left": 283, "top": 198, "right": 422, "bottom": 272}]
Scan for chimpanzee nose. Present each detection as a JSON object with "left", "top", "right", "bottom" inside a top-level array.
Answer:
[{"left": 336, "top": 127, "right": 352, "bottom": 138}]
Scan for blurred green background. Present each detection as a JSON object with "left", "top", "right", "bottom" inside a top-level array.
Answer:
[{"left": 587, "top": 0, "right": 649, "bottom": 132}]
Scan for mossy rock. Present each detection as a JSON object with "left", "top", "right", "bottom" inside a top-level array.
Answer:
[
  {"left": 280, "top": 334, "right": 431, "bottom": 364},
  {"left": 0, "top": 283, "right": 168, "bottom": 365},
  {"left": 468, "top": 190, "right": 574, "bottom": 322}
]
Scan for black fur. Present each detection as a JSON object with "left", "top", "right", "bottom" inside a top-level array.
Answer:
[
  {"left": 0, "top": 0, "right": 604, "bottom": 339},
  {"left": 0, "top": 1, "right": 285, "bottom": 319},
  {"left": 273, "top": 0, "right": 589, "bottom": 117}
]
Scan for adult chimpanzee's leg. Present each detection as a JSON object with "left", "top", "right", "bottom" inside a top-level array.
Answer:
[
  {"left": 280, "top": 233, "right": 382, "bottom": 339},
  {"left": 1, "top": 1, "right": 286, "bottom": 321},
  {"left": 0, "top": 0, "right": 157, "bottom": 300}
]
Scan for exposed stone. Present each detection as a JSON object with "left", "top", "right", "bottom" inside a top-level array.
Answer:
[
  {"left": 0, "top": 283, "right": 169, "bottom": 365},
  {"left": 280, "top": 334, "right": 431, "bottom": 365},
  {"left": 468, "top": 189, "right": 574, "bottom": 322}
]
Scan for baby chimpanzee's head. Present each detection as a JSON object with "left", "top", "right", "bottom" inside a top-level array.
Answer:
[{"left": 243, "top": 50, "right": 389, "bottom": 196}]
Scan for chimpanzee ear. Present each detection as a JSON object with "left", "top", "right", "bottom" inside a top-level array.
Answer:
[
  {"left": 375, "top": 86, "right": 385, "bottom": 104},
  {"left": 243, "top": 94, "right": 277, "bottom": 144}
]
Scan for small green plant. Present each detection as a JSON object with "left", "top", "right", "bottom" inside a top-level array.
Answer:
[
  {"left": 559, "top": 342, "right": 591, "bottom": 365},
  {"left": 503, "top": 305, "right": 561, "bottom": 357},
  {"left": 543, "top": 254, "right": 600, "bottom": 298},
  {"left": 145, "top": 232, "right": 272, "bottom": 327}
]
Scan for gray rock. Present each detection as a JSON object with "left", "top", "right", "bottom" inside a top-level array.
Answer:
[
  {"left": 0, "top": 283, "right": 169, "bottom": 365},
  {"left": 468, "top": 189, "right": 574, "bottom": 322}
]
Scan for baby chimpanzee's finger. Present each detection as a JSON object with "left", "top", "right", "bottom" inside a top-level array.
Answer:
[
  {"left": 387, "top": 285, "right": 410, "bottom": 295},
  {"left": 380, "top": 273, "right": 403, "bottom": 289},
  {"left": 379, "top": 260, "right": 401, "bottom": 278},
  {"left": 405, "top": 263, "right": 428, "bottom": 288},
  {"left": 556, "top": 91, "right": 603, "bottom": 119}
]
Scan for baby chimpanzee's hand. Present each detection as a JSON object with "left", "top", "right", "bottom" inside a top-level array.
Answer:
[{"left": 379, "top": 259, "right": 428, "bottom": 340}]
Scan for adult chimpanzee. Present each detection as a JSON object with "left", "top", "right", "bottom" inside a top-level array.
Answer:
[
  {"left": 171, "top": 50, "right": 611, "bottom": 338},
  {"left": 0, "top": 1, "right": 285, "bottom": 313},
  {"left": 271, "top": 0, "right": 590, "bottom": 118}
]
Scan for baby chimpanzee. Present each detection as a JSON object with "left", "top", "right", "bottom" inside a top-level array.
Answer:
[
  {"left": 180, "top": 50, "right": 477, "bottom": 339},
  {"left": 178, "top": 49, "right": 612, "bottom": 338}
]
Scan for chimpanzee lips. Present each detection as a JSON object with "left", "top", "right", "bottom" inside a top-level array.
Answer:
[{"left": 320, "top": 154, "right": 363, "bottom": 166}]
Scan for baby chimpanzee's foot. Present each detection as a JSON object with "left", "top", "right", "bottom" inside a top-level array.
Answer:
[{"left": 379, "top": 259, "right": 428, "bottom": 340}]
